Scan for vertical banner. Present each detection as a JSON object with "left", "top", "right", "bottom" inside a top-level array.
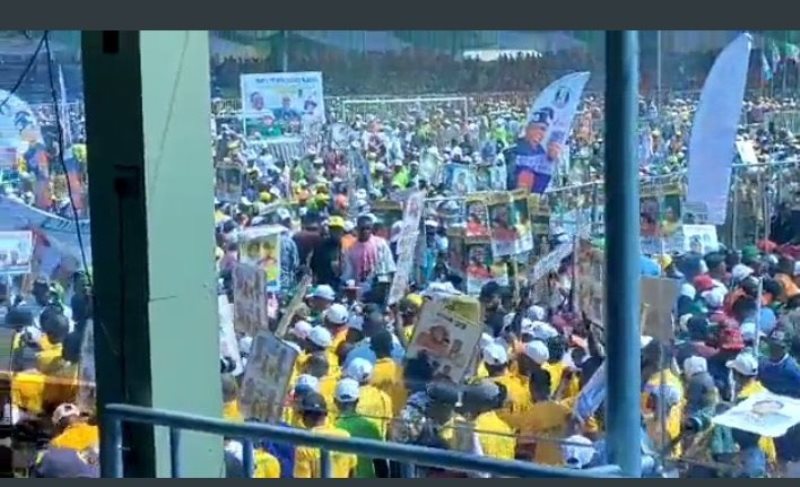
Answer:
[
  {"left": 465, "top": 196, "right": 490, "bottom": 238},
  {"left": 239, "top": 226, "right": 283, "bottom": 292},
  {"left": 576, "top": 239, "right": 605, "bottom": 325},
  {"left": 686, "top": 33, "right": 752, "bottom": 224},
  {"left": 387, "top": 191, "right": 425, "bottom": 305},
  {"left": 0, "top": 230, "right": 33, "bottom": 275},
  {"left": 514, "top": 72, "right": 591, "bottom": 194},
  {"left": 58, "top": 66, "right": 85, "bottom": 212},
  {"left": 239, "top": 330, "right": 298, "bottom": 423},
  {"left": 406, "top": 295, "right": 482, "bottom": 383},
  {"left": 232, "top": 261, "right": 268, "bottom": 336}
]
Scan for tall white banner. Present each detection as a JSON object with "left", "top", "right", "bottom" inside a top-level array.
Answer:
[
  {"left": 387, "top": 191, "right": 425, "bottom": 305},
  {"left": 514, "top": 71, "right": 591, "bottom": 194},
  {"left": 686, "top": 33, "right": 752, "bottom": 224}
]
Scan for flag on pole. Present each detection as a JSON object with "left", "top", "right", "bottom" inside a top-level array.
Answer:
[
  {"left": 770, "top": 40, "right": 781, "bottom": 69},
  {"left": 762, "top": 52, "right": 773, "bottom": 81},
  {"left": 785, "top": 42, "right": 800, "bottom": 62},
  {"left": 57, "top": 66, "right": 72, "bottom": 148}
]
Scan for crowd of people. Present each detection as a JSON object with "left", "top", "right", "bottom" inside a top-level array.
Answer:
[{"left": 4, "top": 41, "right": 800, "bottom": 479}]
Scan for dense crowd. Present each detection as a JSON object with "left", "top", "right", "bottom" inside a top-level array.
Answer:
[{"left": 4, "top": 44, "right": 800, "bottom": 479}]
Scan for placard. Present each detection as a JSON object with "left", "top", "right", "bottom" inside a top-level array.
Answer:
[
  {"left": 465, "top": 243, "right": 508, "bottom": 296},
  {"left": 240, "top": 71, "right": 326, "bottom": 124},
  {"left": 0, "top": 230, "right": 33, "bottom": 275},
  {"left": 640, "top": 277, "right": 681, "bottom": 340},
  {"left": 406, "top": 295, "right": 482, "bottom": 383},
  {"left": 387, "top": 191, "right": 425, "bottom": 305},
  {"left": 712, "top": 391, "right": 800, "bottom": 438},
  {"left": 219, "top": 294, "right": 244, "bottom": 377},
  {"left": 239, "top": 225, "right": 283, "bottom": 292},
  {"left": 530, "top": 241, "right": 573, "bottom": 283},
  {"left": 576, "top": 239, "right": 604, "bottom": 325},
  {"left": 232, "top": 261, "right": 268, "bottom": 336},
  {"left": 239, "top": 330, "right": 298, "bottom": 423},
  {"left": 681, "top": 224, "right": 719, "bottom": 254},
  {"left": 215, "top": 162, "right": 243, "bottom": 204}
]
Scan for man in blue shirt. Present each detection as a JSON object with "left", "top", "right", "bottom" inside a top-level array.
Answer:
[
  {"left": 344, "top": 312, "right": 404, "bottom": 368},
  {"left": 759, "top": 326, "right": 800, "bottom": 468}
]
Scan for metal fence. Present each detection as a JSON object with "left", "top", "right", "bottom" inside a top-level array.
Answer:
[{"left": 101, "top": 403, "right": 624, "bottom": 479}]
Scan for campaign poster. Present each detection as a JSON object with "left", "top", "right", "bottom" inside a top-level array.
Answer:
[
  {"left": 640, "top": 181, "right": 683, "bottom": 239},
  {"left": 682, "top": 224, "right": 720, "bottom": 255},
  {"left": 240, "top": 71, "right": 326, "bottom": 127},
  {"left": 465, "top": 197, "right": 490, "bottom": 239},
  {"left": 406, "top": 295, "right": 482, "bottom": 383},
  {"left": 215, "top": 161, "right": 243, "bottom": 204},
  {"left": 443, "top": 163, "right": 476, "bottom": 195},
  {"left": 514, "top": 72, "right": 590, "bottom": 194},
  {"left": 232, "top": 261, "right": 268, "bottom": 336},
  {"left": 712, "top": 391, "right": 800, "bottom": 438},
  {"left": 0, "top": 230, "right": 33, "bottom": 275},
  {"left": 239, "top": 225, "right": 283, "bottom": 292},
  {"left": 488, "top": 191, "right": 533, "bottom": 258},
  {"left": 239, "top": 330, "right": 298, "bottom": 423},
  {"left": 576, "top": 239, "right": 605, "bottom": 325},
  {"left": 219, "top": 294, "right": 244, "bottom": 377},
  {"left": 387, "top": 191, "right": 425, "bottom": 306},
  {"left": 465, "top": 243, "right": 508, "bottom": 296}
]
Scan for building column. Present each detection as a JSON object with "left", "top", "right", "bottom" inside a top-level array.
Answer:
[{"left": 82, "top": 31, "right": 222, "bottom": 478}]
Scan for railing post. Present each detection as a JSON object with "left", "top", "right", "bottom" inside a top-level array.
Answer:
[
  {"left": 604, "top": 30, "right": 643, "bottom": 478},
  {"left": 320, "top": 449, "right": 332, "bottom": 478},
  {"left": 100, "top": 414, "right": 124, "bottom": 478},
  {"left": 242, "top": 439, "right": 254, "bottom": 478},
  {"left": 169, "top": 428, "right": 182, "bottom": 478}
]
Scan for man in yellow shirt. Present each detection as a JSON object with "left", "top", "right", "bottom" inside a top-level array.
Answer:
[
  {"left": 294, "top": 392, "right": 357, "bottom": 478},
  {"left": 516, "top": 368, "right": 571, "bottom": 466},
  {"left": 323, "top": 304, "right": 350, "bottom": 363},
  {"left": 303, "top": 352, "right": 340, "bottom": 420},
  {"left": 222, "top": 374, "right": 244, "bottom": 422},
  {"left": 344, "top": 358, "right": 393, "bottom": 438},
  {"left": 481, "top": 342, "right": 531, "bottom": 432},
  {"left": 459, "top": 380, "right": 516, "bottom": 462},
  {"left": 726, "top": 352, "right": 777, "bottom": 465},
  {"left": 49, "top": 403, "right": 99, "bottom": 452},
  {"left": 369, "top": 331, "right": 406, "bottom": 416},
  {"left": 306, "top": 325, "right": 338, "bottom": 370}
]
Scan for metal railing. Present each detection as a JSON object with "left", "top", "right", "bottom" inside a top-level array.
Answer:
[{"left": 101, "top": 403, "right": 624, "bottom": 479}]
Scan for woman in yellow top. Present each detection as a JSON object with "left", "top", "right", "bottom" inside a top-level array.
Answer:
[
  {"left": 222, "top": 374, "right": 244, "bottom": 422},
  {"left": 49, "top": 403, "right": 99, "bottom": 452},
  {"left": 293, "top": 392, "right": 357, "bottom": 478},
  {"left": 516, "top": 368, "right": 572, "bottom": 466},
  {"left": 459, "top": 380, "right": 517, "bottom": 462}
]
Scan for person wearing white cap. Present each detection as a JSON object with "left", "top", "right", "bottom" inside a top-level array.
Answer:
[
  {"left": 332, "top": 378, "right": 384, "bottom": 478},
  {"left": 50, "top": 403, "right": 98, "bottom": 451},
  {"left": 561, "top": 435, "right": 596, "bottom": 469},
  {"left": 309, "top": 284, "right": 336, "bottom": 319},
  {"left": 726, "top": 352, "right": 764, "bottom": 401},
  {"left": 480, "top": 342, "right": 530, "bottom": 433},
  {"left": 323, "top": 303, "right": 350, "bottom": 356},
  {"left": 520, "top": 340, "right": 550, "bottom": 371},
  {"left": 306, "top": 326, "right": 333, "bottom": 354},
  {"left": 344, "top": 357, "right": 394, "bottom": 439}
]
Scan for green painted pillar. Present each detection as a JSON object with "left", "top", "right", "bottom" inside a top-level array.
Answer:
[{"left": 82, "top": 31, "right": 222, "bottom": 478}]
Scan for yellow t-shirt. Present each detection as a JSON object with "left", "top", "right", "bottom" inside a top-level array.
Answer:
[
  {"left": 223, "top": 400, "right": 244, "bottom": 422},
  {"left": 254, "top": 449, "right": 281, "bottom": 478},
  {"left": 491, "top": 372, "right": 532, "bottom": 432},
  {"left": 518, "top": 400, "right": 571, "bottom": 466},
  {"left": 542, "top": 362, "right": 566, "bottom": 395},
  {"left": 12, "top": 370, "right": 46, "bottom": 414},
  {"left": 36, "top": 345, "right": 64, "bottom": 374},
  {"left": 356, "top": 384, "right": 393, "bottom": 439},
  {"left": 371, "top": 358, "right": 406, "bottom": 417},
  {"left": 474, "top": 411, "right": 516, "bottom": 461},
  {"left": 319, "top": 372, "right": 341, "bottom": 421},
  {"left": 50, "top": 423, "right": 100, "bottom": 451},
  {"left": 42, "top": 362, "right": 80, "bottom": 409},
  {"left": 294, "top": 425, "right": 357, "bottom": 478}
]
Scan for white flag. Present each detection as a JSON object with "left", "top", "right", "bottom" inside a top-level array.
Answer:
[{"left": 686, "top": 33, "right": 752, "bottom": 224}]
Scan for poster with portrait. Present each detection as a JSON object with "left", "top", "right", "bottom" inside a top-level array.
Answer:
[
  {"left": 443, "top": 163, "right": 476, "bottom": 195},
  {"left": 232, "top": 261, "right": 268, "bottom": 336},
  {"left": 239, "top": 330, "right": 299, "bottom": 423},
  {"left": 406, "top": 295, "right": 482, "bottom": 383},
  {"left": 639, "top": 181, "right": 683, "bottom": 238},
  {"left": 239, "top": 225, "right": 283, "bottom": 292},
  {"left": 465, "top": 196, "right": 490, "bottom": 239},
  {"left": 240, "top": 71, "right": 325, "bottom": 126},
  {"left": 681, "top": 224, "right": 720, "bottom": 255},
  {"left": 0, "top": 230, "right": 32, "bottom": 275},
  {"left": 528, "top": 195, "right": 551, "bottom": 237},
  {"left": 465, "top": 243, "right": 509, "bottom": 296},
  {"left": 487, "top": 191, "right": 533, "bottom": 258},
  {"left": 446, "top": 229, "right": 466, "bottom": 278},
  {"left": 712, "top": 391, "right": 800, "bottom": 438},
  {"left": 576, "top": 239, "right": 605, "bottom": 325},
  {"left": 371, "top": 200, "right": 403, "bottom": 241},
  {"left": 387, "top": 191, "right": 425, "bottom": 306},
  {"left": 215, "top": 161, "right": 243, "bottom": 204},
  {"left": 514, "top": 72, "right": 591, "bottom": 194}
]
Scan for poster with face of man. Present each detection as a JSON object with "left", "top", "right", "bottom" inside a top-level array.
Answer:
[
  {"left": 240, "top": 72, "right": 326, "bottom": 128},
  {"left": 514, "top": 72, "right": 590, "bottom": 194}
]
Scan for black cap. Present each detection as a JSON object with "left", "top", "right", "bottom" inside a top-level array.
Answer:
[{"left": 299, "top": 391, "right": 327, "bottom": 415}]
